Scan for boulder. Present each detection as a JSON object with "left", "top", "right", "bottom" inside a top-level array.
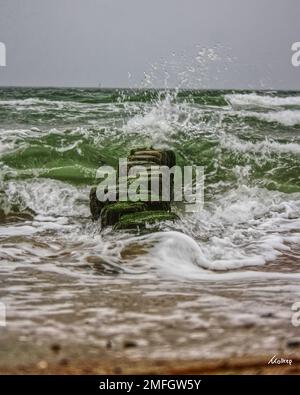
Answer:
[
  {"left": 90, "top": 147, "right": 178, "bottom": 230},
  {"left": 114, "top": 211, "right": 179, "bottom": 230}
]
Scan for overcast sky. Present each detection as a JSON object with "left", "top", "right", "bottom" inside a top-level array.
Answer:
[{"left": 0, "top": 0, "right": 299, "bottom": 89}]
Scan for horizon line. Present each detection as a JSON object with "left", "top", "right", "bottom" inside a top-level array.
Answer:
[{"left": 0, "top": 85, "right": 299, "bottom": 92}]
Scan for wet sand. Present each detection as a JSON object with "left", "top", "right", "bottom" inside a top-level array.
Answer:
[
  {"left": 1, "top": 350, "right": 300, "bottom": 375},
  {"left": 1, "top": 270, "right": 300, "bottom": 375},
  {"left": 1, "top": 221, "right": 300, "bottom": 376}
]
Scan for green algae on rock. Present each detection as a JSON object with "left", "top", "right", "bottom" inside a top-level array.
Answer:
[
  {"left": 100, "top": 201, "right": 148, "bottom": 228},
  {"left": 89, "top": 147, "right": 178, "bottom": 230},
  {"left": 114, "top": 211, "right": 179, "bottom": 230}
]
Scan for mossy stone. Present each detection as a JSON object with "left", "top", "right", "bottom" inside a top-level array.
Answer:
[
  {"left": 114, "top": 210, "right": 179, "bottom": 230},
  {"left": 130, "top": 148, "right": 176, "bottom": 167},
  {"left": 100, "top": 201, "right": 147, "bottom": 227},
  {"left": 127, "top": 154, "right": 162, "bottom": 165},
  {"left": 90, "top": 147, "right": 177, "bottom": 230},
  {"left": 90, "top": 186, "right": 106, "bottom": 221},
  {"left": 161, "top": 150, "right": 176, "bottom": 168}
]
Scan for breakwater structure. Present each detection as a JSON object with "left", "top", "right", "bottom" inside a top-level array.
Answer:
[{"left": 89, "top": 147, "right": 179, "bottom": 230}]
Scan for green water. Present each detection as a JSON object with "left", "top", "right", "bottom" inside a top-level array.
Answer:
[
  {"left": 1, "top": 86, "right": 299, "bottom": 269},
  {"left": 0, "top": 88, "right": 300, "bottom": 361},
  {"left": 0, "top": 88, "right": 299, "bottom": 194}
]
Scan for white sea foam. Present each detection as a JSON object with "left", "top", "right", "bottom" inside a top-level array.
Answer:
[
  {"left": 1, "top": 90, "right": 300, "bottom": 283},
  {"left": 219, "top": 133, "right": 300, "bottom": 154},
  {"left": 6, "top": 182, "right": 298, "bottom": 280},
  {"left": 253, "top": 110, "right": 300, "bottom": 126},
  {"left": 226, "top": 93, "right": 300, "bottom": 109},
  {"left": 225, "top": 93, "right": 300, "bottom": 126},
  {"left": 1, "top": 178, "right": 90, "bottom": 218},
  {"left": 0, "top": 98, "right": 79, "bottom": 107},
  {"left": 125, "top": 230, "right": 300, "bottom": 281},
  {"left": 123, "top": 95, "right": 181, "bottom": 144},
  {"left": 0, "top": 97, "right": 119, "bottom": 111},
  {"left": 0, "top": 98, "right": 48, "bottom": 106},
  {"left": 119, "top": 185, "right": 300, "bottom": 279}
]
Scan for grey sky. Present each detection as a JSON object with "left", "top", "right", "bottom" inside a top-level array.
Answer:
[{"left": 0, "top": 0, "right": 299, "bottom": 89}]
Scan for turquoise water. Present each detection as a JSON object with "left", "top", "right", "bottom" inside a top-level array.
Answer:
[{"left": 0, "top": 88, "right": 300, "bottom": 359}]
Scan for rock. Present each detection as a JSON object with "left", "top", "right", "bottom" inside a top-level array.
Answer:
[
  {"left": 114, "top": 211, "right": 179, "bottom": 230},
  {"left": 90, "top": 186, "right": 104, "bottom": 221},
  {"left": 106, "top": 340, "right": 113, "bottom": 349},
  {"left": 90, "top": 147, "right": 178, "bottom": 230},
  {"left": 128, "top": 154, "right": 162, "bottom": 165},
  {"left": 100, "top": 201, "right": 147, "bottom": 227},
  {"left": 286, "top": 338, "right": 300, "bottom": 348},
  {"left": 37, "top": 360, "right": 48, "bottom": 370},
  {"left": 260, "top": 312, "right": 274, "bottom": 318},
  {"left": 59, "top": 358, "right": 69, "bottom": 366},
  {"left": 123, "top": 340, "right": 137, "bottom": 348},
  {"left": 241, "top": 322, "right": 255, "bottom": 329},
  {"left": 50, "top": 343, "right": 61, "bottom": 353},
  {"left": 130, "top": 148, "right": 176, "bottom": 168}
]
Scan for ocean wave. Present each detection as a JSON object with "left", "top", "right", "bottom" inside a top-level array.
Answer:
[
  {"left": 122, "top": 229, "right": 300, "bottom": 280},
  {"left": 0, "top": 178, "right": 90, "bottom": 218},
  {"left": 0, "top": 98, "right": 63, "bottom": 106},
  {"left": 219, "top": 133, "right": 300, "bottom": 154},
  {"left": 252, "top": 110, "right": 300, "bottom": 126},
  {"left": 128, "top": 185, "right": 300, "bottom": 277},
  {"left": 0, "top": 98, "right": 121, "bottom": 113},
  {"left": 226, "top": 93, "right": 300, "bottom": 109},
  {"left": 1, "top": 88, "right": 300, "bottom": 282}
]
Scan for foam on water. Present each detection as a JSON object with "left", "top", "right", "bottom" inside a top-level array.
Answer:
[
  {"left": 0, "top": 89, "right": 299, "bottom": 284},
  {"left": 2, "top": 177, "right": 299, "bottom": 281},
  {"left": 253, "top": 109, "right": 300, "bottom": 126},
  {"left": 1, "top": 178, "right": 89, "bottom": 217},
  {"left": 219, "top": 133, "right": 300, "bottom": 155},
  {"left": 226, "top": 93, "right": 300, "bottom": 125},
  {"left": 226, "top": 93, "right": 300, "bottom": 109},
  {"left": 122, "top": 93, "right": 186, "bottom": 145},
  {"left": 1, "top": 89, "right": 300, "bottom": 360},
  {"left": 146, "top": 230, "right": 300, "bottom": 279},
  {"left": 121, "top": 183, "right": 300, "bottom": 279}
]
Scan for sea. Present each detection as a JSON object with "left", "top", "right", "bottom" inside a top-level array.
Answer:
[{"left": 0, "top": 87, "right": 299, "bottom": 360}]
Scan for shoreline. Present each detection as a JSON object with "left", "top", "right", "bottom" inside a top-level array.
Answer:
[{"left": 1, "top": 356, "right": 300, "bottom": 375}]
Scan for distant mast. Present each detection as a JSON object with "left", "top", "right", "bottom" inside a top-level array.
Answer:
[{"left": 98, "top": 82, "right": 102, "bottom": 88}]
